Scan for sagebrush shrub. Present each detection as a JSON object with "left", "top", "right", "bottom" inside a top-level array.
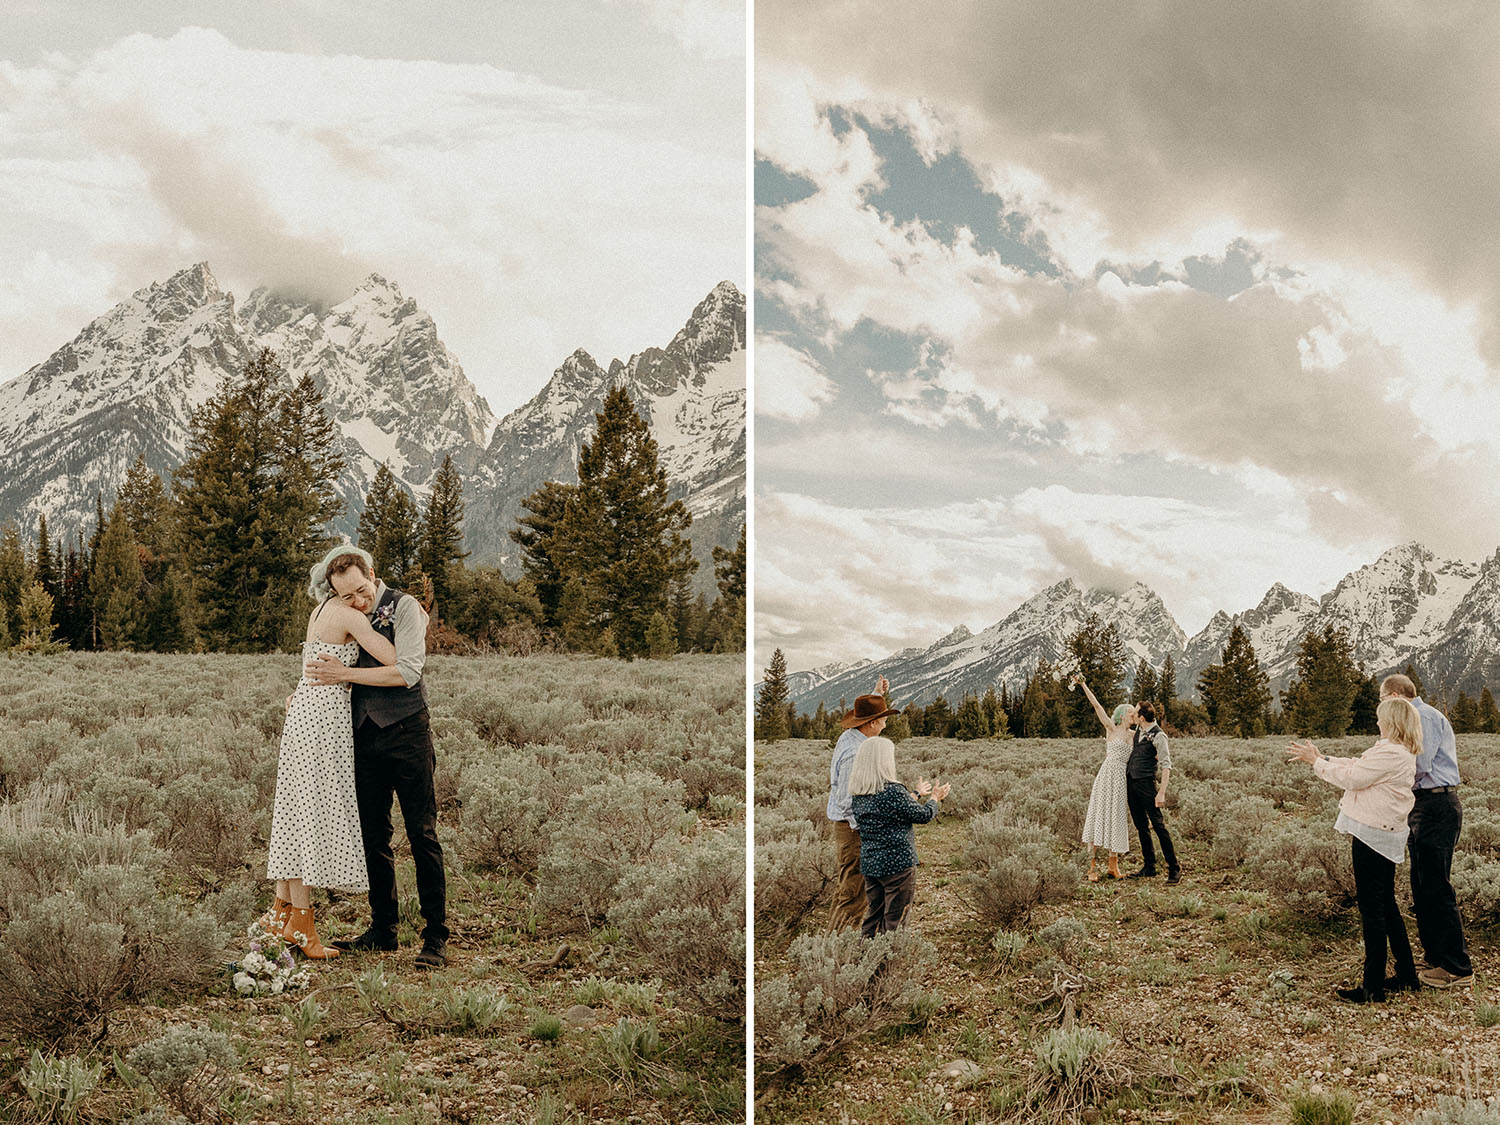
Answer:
[
  {"left": 127, "top": 1024, "right": 238, "bottom": 1122},
  {"left": 960, "top": 813, "right": 1075, "bottom": 926},
  {"left": 0, "top": 867, "right": 221, "bottom": 1041},
  {"left": 752, "top": 807, "right": 838, "bottom": 930},
  {"left": 1209, "top": 794, "right": 1277, "bottom": 869},
  {"left": 456, "top": 754, "right": 551, "bottom": 875},
  {"left": 1242, "top": 820, "right": 1356, "bottom": 920},
  {"left": 536, "top": 771, "right": 693, "bottom": 926},
  {"left": 611, "top": 829, "right": 745, "bottom": 1021},
  {"left": 1451, "top": 852, "right": 1500, "bottom": 920},
  {"left": 754, "top": 928, "right": 939, "bottom": 1075}
]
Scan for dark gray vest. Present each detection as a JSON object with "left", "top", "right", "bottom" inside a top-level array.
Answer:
[
  {"left": 350, "top": 586, "right": 428, "bottom": 729},
  {"left": 1127, "top": 725, "right": 1164, "bottom": 780}
]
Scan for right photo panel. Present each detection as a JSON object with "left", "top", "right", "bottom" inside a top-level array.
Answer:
[{"left": 753, "top": 4, "right": 1499, "bottom": 1121}]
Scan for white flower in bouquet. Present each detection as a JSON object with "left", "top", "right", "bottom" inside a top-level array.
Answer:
[{"left": 234, "top": 972, "right": 256, "bottom": 996}]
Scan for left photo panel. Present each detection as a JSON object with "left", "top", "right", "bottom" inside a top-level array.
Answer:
[{"left": 0, "top": 3, "right": 747, "bottom": 1122}]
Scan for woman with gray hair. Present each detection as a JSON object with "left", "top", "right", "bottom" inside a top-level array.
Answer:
[
  {"left": 259, "top": 545, "right": 399, "bottom": 959},
  {"left": 848, "top": 736, "right": 951, "bottom": 937}
]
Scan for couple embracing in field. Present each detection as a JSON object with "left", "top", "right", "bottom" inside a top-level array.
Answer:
[{"left": 257, "top": 544, "right": 449, "bottom": 969}]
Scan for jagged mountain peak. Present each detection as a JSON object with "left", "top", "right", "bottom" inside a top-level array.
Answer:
[{"left": 131, "top": 261, "right": 228, "bottom": 321}]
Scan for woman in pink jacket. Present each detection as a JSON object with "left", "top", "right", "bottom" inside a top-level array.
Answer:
[{"left": 1287, "top": 696, "right": 1422, "bottom": 1004}]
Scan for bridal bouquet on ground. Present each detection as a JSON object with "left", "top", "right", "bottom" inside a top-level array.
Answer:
[{"left": 231, "top": 923, "right": 313, "bottom": 997}]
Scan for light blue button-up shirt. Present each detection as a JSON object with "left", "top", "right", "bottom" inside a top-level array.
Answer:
[
  {"left": 1411, "top": 697, "right": 1461, "bottom": 789},
  {"left": 826, "top": 728, "right": 866, "bottom": 827}
]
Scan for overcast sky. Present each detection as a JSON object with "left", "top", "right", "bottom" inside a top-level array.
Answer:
[
  {"left": 756, "top": 1, "right": 1500, "bottom": 672},
  {"left": 1, "top": 0, "right": 745, "bottom": 416}
]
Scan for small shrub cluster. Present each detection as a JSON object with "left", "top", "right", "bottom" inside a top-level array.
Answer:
[
  {"left": 126, "top": 1024, "right": 239, "bottom": 1122},
  {"left": 961, "top": 812, "right": 1075, "bottom": 926},
  {"left": 754, "top": 928, "right": 940, "bottom": 1076},
  {"left": 1242, "top": 819, "right": 1356, "bottom": 920},
  {"left": 752, "top": 806, "right": 839, "bottom": 930}
]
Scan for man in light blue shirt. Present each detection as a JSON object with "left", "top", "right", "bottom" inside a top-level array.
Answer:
[
  {"left": 1381, "top": 674, "right": 1472, "bottom": 990},
  {"left": 826, "top": 676, "right": 896, "bottom": 931}
]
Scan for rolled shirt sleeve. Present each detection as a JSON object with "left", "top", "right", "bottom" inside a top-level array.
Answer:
[
  {"left": 1152, "top": 729, "right": 1172, "bottom": 773},
  {"left": 391, "top": 595, "right": 429, "bottom": 686}
]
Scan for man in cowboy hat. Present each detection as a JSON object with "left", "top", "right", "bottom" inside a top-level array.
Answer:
[{"left": 826, "top": 675, "right": 898, "bottom": 930}]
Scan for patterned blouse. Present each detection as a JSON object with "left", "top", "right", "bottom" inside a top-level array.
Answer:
[{"left": 850, "top": 781, "right": 940, "bottom": 879}]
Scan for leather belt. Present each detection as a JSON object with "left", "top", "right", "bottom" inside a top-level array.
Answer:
[{"left": 1414, "top": 785, "right": 1459, "bottom": 795}]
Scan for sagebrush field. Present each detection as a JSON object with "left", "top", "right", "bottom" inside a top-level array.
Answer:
[
  {"left": 0, "top": 651, "right": 745, "bottom": 1124},
  {"left": 754, "top": 734, "right": 1500, "bottom": 1124}
]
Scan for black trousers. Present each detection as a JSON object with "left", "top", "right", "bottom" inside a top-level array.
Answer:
[
  {"left": 1351, "top": 835, "right": 1416, "bottom": 990},
  {"left": 354, "top": 710, "right": 449, "bottom": 943},
  {"left": 1126, "top": 776, "right": 1177, "bottom": 872},
  {"left": 1409, "top": 790, "right": 1471, "bottom": 976},
  {"left": 861, "top": 866, "right": 917, "bottom": 938}
]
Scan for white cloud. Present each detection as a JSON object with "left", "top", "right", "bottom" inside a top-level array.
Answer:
[
  {"left": 610, "top": 0, "right": 744, "bottom": 60},
  {"left": 754, "top": 337, "right": 834, "bottom": 421},
  {"left": 1, "top": 27, "right": 745, "bottom": 414}
]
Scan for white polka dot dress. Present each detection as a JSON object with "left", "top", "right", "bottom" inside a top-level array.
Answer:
[
  {"left": 266, "top": 640, "right": 369, "bottom": 892},
  {"left": 1081, "top": 733, "right": 1132, "bottom": 854}
]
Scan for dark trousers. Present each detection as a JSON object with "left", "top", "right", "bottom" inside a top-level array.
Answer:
[
  {"left": 828, "top": 821, "right": 866, "bottom": 931},
  {"left": 861, "top": 866, "right": 917, "bottom": 938},
  {"left": 354, "top": 710, "right": 449, "bottom": 943},
  {"left": 1126, "top": 776, "right": 1177, "bottom": 872},
  {"left": 1351, "top": 835, "right": 1416, "bottom": 991},
  {"left": 1409, "top": 790, "right": 1471, "bottom": 976}
]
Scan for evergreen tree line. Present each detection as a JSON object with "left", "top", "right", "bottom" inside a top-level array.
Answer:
[
  {"left": 758, "top": 613, "right": 1496, "bottom": 742},
  {"left": 0, "top": 350, "right": 745, "bottom": 659}
]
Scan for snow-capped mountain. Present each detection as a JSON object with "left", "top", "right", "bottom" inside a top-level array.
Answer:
[
  {"left": 790, "top": 542, "right": 1499, "bottom": 710},
  {"left": 466, "top": 280, "right": 746, "bottom": 588},
  {"left": 0, "top": 263, "right": 495, "bottom": 542},
  {"left": 798, "top": 578, "right": 1185, "bottom": 710},
  {"left": 0, "top": 265, "right": 745, "bottom": 593}
]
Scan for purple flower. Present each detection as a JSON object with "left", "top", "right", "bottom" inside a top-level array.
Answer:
[
  {"left": 250, "top": 942, "right": 262, "bottom": 952},
  {"left": 372, "top": 602, "right": 396, "bottom": 629}
]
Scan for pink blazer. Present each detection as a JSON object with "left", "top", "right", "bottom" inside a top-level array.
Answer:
[{"left": 1312, "top": 738, "right": 1417, "bottom": 833}]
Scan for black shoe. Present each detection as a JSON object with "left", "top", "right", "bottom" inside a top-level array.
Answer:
[
  {"left": 1335, "top": 986, "right": 1385, "bottom": 1004},
  {"left": 1384, "top": 975, "right": 1421, "bottom": 992},
  {"left": 331, "top": 928, "right": 398, "bottom": 953},
  {"left": 414, "top": 939, "right": 448, "bottom": 969},
  {"left": 1165, "top": 868, "right": 1182, "bottom": 885},
  {"left": 1127, "top": 868, "right": 1158, "bottom": 879}
]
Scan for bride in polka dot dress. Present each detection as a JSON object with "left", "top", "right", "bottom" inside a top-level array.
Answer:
[{"left": 261, "top": 547, "right": 399, "bottom": 958}]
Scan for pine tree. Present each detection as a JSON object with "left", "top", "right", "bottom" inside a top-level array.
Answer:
[
  {"left": 955, "top": 692, "right": 988, "bottom": 740},
  {"left": 1215, "top": 624, "right": 1272, "bottom": 738},
  {"left": 380, "top": 487, "right": 423, "bottom": 589},
  {"left": 1478, "top": 687, "right": 1500, "bottom": 734},
  {"left": 512, "top": 480, "right": 575, "bottom": 626},
  {"left": 144, "top": 566, "right": 193, "bottom": 652},
  {"left": 1284, "top": 625, "right": 1362, "bottom": 737},
  {"left": 117, "top": 455, "right": 176, "bottom": 575},
  {"left": 756, "top": 648, "right": 791, "bottom": 741},
  {"left": 58, "top": 538, "right": 90, "bottom": 649},
  {"left": 925, "top": 695, "right": 956, "bottom": 738},
  {"left": 419, "top": 454, "right": 468, "bottom": 609},
  {"left": 358, "top": 462, "right": 397, "bottom": 558},
  {"left": 645, "top": 611, "right": 676, "bottom": 659},
  {"left": 1134, "top": 658, "right": 1159, "bottom": 707},
  {"left": 1350, "top": 671, "right": 1381, "bottom": 734},
  {"left": 981, "top": 685, "right": 1007, "bottom": 737},
  {"left": 0, "top": 522, "right": 29, "bottom": 629},
  {"left": 34, "top": 514, "right": 57, "bottom": 599},
  {"left": 15, "top": 583, "right": 59, "bottom": 650},
  {"left": 174, "top": 348, "right": 343, "bottom": 650},
  {"left": 1160, "top": 654, "right": 1178, "bottom": 725},
  {"left": 709, "top": 526, "right": 746, "bottom": 652},
  {"left": 1064, "top": 614, "right": 1129, "bottom": 733},
  {"left": 1452, "top": 691, "right": 1480, "bottom": 733},
  {"left": 553, "top": 386, "right": 696, "bottom": 658},
  {"left": 92, "top": 504, "right": 145, "bottom": 650}
]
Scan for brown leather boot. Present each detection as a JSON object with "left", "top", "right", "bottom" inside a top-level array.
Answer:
[
  {"left": 285, "top": 907, "right": 340, "bottom": 959},
  {"left": 257, "top": 897, "right": 291, "bottom": 937},
  {"left": 1087, "top": 854, "right": 1100, "bottom": 882},
  {"left": 1107, "top": 854, "right": 1123, "bottom": 879}
]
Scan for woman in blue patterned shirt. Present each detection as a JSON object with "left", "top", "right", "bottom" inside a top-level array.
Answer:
[{"left": 848, "top": 736, "right": 951, "bottom": 937}]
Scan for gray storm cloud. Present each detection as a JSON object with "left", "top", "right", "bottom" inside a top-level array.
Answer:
[{"left": 760, "top": 1, "right": 1500, "bottom": 363}]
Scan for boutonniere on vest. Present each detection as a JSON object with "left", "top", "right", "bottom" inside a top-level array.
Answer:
[{"left": 372, "top": 602, "right": 397, "bottom": 629}]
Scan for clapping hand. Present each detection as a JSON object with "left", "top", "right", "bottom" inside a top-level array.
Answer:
[
  {"left": 1286, "top": 740, "right": 1321, "bottom": 765},
  {"left": 932, "top": 780, "right": 952, "bottom": 801}
]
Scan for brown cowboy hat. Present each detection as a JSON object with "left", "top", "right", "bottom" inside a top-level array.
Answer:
[{"left": 841, "top": 693, "right": 899, "bottom": 729}]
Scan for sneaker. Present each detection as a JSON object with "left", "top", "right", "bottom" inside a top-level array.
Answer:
[
  {"left": 1126, "top": 868, "right": 1158, "bottom": 879},
  {"left": 331, "top": 928, "right": 399, "bottom": 953},
  {"left": 1335, "top": 986, "right": 1385, "bottom": 1004},
  {"left": 1418, "top": 966, "right": 1474, "bottom": 989},
  {"left": 1383, "top": 975, "right": 1421, "bottom": 992},
  {"left": 414, "top": 938, "right": 448, "bottom": 969},
  {"left": 1165, "top": 868, "right": 1182, "bottom": 885}
]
